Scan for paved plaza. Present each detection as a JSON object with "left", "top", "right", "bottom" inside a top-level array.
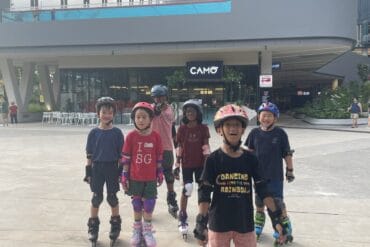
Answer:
[{"left": 1, "top": 116, "right": 370, "bottom": 247}]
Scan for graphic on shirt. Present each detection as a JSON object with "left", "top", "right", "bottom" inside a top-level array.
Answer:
[
  {"left": 136, "top": 142, "right": 153, "bottom": 165},
  {"left": 216, "top": 172, "right": 250, "bottom": 197},
  {"left": 187, "top": 132, "right": 199, "bottom": 143}
]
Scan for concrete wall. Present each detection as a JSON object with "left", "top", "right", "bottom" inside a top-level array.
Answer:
[{"left": 0, "top": 0, "right": 357, "bottom": 48}]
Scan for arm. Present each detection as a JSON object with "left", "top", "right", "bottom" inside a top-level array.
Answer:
[{"left": 284, "top": 151, "right": 294, "bottom": 182}]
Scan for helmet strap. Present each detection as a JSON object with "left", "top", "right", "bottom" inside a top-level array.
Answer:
[{"left": 221, "top": 128, "right": 241, "bottom": 152}]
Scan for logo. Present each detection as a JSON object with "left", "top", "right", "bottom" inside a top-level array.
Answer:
[{"left": 190, "top": 66, "right": 219, "bottom": 75}]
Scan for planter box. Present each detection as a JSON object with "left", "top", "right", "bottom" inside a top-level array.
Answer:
[
  {"left": 19, "top": 112, "right": 43, "bottom": 123},
  {"left": 303, "top": 116, "right": 368, "bottom": 125}
]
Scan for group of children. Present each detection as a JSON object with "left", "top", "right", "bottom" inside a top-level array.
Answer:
[{"left": 83, "top": 84, "right": 295, "bottom": 247}]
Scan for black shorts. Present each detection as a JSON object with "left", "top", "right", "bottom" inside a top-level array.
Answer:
[
  {"left": 182, "top": 167, "right": 203, "bottom": 184},
  {"left": 90, "top": 161, "right": 119, "bottom": 194}
]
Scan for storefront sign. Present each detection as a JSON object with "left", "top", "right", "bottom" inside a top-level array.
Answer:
[
  {"left": 186, "top": 61, "right": 223, "bottom": 81},
  {"left": 259, "top": 75, "right": 273, "bottom": 88}
]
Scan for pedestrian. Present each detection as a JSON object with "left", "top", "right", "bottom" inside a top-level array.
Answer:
[
  {"left": 83, "top": 97, "right": 124, "bottom": 245},
  {"left": 174, "top": 99, "right": 210, "bottom": 238},
  {"left": 347, "top": 97, "right": 362, "bottom": 128},
  {"left": 0, "top": 97, "right": 9, "bottom": 126},
  {"left": 367, "top": 99, "right": 370, "bottom": 127},
  {"left": 194, "top": 104, "right": 287, "bottom": 247},
  {"left": 150, "top": 84, "right": 179, "bottom": 218},
  {"left": 121, "top": 102, "right": 164, "bottom": 247},
  {"left": 245, "top": 102, "right": 294, "bottom": 243},
  {"left": 8, "top": 101, "right": 18, "bottom": 124}
]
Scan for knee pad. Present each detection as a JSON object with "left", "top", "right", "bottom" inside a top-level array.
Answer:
[
  {"left": 182, "top": 183, "right": 193, "bottom": 197},
  {"left": 106, "top": 193, "right": 119, "bottom": 207},
  {"left": 132, "top": 196, "right": 143, "bottom": 213},
  {"left": 164, "top": 169, "right": 175, "bottom": 184},
  {"left": 143, "top": 198, "right": 156, "bottom": 214},
  {"left": 91, "top": 193, "right": 103, "bottom": 208}
]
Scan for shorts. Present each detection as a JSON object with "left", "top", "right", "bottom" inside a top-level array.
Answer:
[
  {"left": 351, "top": 113, "right": 359, "bottom": 119},
  {"left": 182, "top": 167, "right": 203, "bottom": 184},
  {"left": 90, "top": 161, "right": 119, "bottom": 194},
  {"left": 162, "top": 150, "right": 174, "bottom": 183},
  {"left": 255, "top": 180, "right": 285, "bottom": 209},
  {"left": 127, "top": 180, "right": 157, "bottom": 199},
  {"left": 208, "top": 230, "right": 256, "bottom": 247}
]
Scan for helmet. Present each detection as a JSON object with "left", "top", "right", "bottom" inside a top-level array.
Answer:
[
  {"left": 257, "top": 102, "right": 280, "bottom": 118},
  {"left": 151, "top": 84, "right": 168, "bottom": 97},
  {"left": 182, "top": 99, "right": 203, "bottom": 124},
  {"left": 95, "top": 97, "right": 116, "bottom": 114},
  {"left": 214, "top": 104, "right": 248, "bottom": 129},
  {"left": 131, "top": 102, "right": 154, "bottom": 120}
]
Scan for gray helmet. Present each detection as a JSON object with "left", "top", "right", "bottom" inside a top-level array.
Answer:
[
  {"left": 151, "top": 84, "right": 168, "bottom": 97},
  {"left": 182, "top": 99, "right": 203, "bottom": 124},
  {"left": 95, "top": 97, "right": 116, "bottom": 114}
]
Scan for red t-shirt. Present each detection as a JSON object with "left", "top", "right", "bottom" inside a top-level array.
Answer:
[
  {"left": 176, "top": 124, "right": 210, "bottom": 168},
  {"left": 122, "top": 130, "right": 163, "bottom": 181},
  {"left": 9, "top": 105, "right": 18, "bottom": 114}
]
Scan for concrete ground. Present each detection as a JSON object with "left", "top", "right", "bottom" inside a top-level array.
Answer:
[{"left": 1, "top": 115, "right": 370, "bottom": 247}]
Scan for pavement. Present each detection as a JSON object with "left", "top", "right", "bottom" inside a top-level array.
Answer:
[{"left": 0, "top": 114, "right": 370, "bottom": 247}]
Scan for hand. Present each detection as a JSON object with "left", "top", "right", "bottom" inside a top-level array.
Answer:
[
  {"left": 173, "top": 167, "right": 180, "bottom": 180},
  {"left": 157, "top": 167, "right": 164, "bottom": 187},
  {"left": 83, "top": 165, "right": 92, "bottom": 184},
  {"left": 286, "top": 168, "right": 295, "bottom": 183},
  {"left": 194, "top": 214, "right": 208, "bottom": 246},
  {"left": 121, "top": 171, "right": 129, "bottom": 192}
]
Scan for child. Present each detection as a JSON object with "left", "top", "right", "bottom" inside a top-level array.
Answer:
[
  {"left": 150, "top": 84, "right": 179, "bottom": 218},
  {"left": 174, "top": 99, "right": 210, "bottom": 237},
  {"left": 194, "top": 104, "right": 287, "bottom": 247},
  {"left": 245, "top": 102, "right": 294, "bottom": 242},
  {"left": 84, "top": 97, "right": 124, "bottom": 244},
  {"left": 121, "top": 102, "right": 164, "bottom": 247}
]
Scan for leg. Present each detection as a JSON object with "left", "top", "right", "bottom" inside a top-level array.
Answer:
[
  {"left": 254, "top": 193, "right": 265, "bottom": 238},
  {"left": 142, "top": 198, "right": 157, "bottom": 247},
  {"left": 163, "top": 150, "right": 178, "bottom": 218},
  {"left": 233, "top": 231, "right": 257, "bottom": 247},
  {"left": 208, "top": 230, "right": 232, "bottom": 247},
  {"left": 131, "top": 196, "right": 144, "bottom": 246}
]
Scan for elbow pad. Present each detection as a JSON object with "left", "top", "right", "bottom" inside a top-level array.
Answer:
[{"left": 198, "top": 183, "right": 213, "bottom": 204}]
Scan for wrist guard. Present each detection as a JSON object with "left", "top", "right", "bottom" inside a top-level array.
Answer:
[
  {"left": 154, "top": 103, "right": 162, "bottom": 116},
  {"left": 173, "top": 167, "right": 180, "bottom": 180},
  {"left": 193, "top": 214, "right": 208, "bottom": 241},
  {"left": 83, "top": 165, "right": 92, "bottom": 183}
]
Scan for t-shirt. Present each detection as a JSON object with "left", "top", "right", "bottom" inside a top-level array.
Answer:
[
  {"left": 86, "top": 127, "right": 124, "bottom": 162},
  {"left": 151, "top": 104, "right": 174, "bottom": 151},
  {"left": 201, "top": 149, "right": 262, "bottom": 233},
  {"left": 122, "top": 130, "right": 163, "bottom": 181},
  {"left": 350, "top": 103, "right": 360, "bottom": 113},
  {"left": 9, "top": 104, "right": 17, "bottom": 115},
  {"left": 245, "top": 126, "right": 290, "bottom": 181},
  {"left": 176, "top": 124, "right": 210, "bottom": 168}
]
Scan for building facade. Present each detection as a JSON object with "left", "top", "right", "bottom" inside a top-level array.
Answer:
[{"left": 0, "top": 0, "right": 358, "bottom": 121}]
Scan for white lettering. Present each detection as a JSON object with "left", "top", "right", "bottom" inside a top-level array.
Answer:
[{"left": 190, "top": 66, "right": 219, "bottom": 75}]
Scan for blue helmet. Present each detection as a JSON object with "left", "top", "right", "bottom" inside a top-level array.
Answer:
[
  {"left": 151, "top": 84, "right": 168, "bottom": 97},
  {"left": 257, "top": 102, "right": 280, "bottom": 118}
]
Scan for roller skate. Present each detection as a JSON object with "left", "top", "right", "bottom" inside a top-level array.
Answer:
[
  {"left": 167, "top": 191, "right": 179, "bottom": 219},
  {"left": 273, "top": 216, "right": 293, "bottom": 246},
  {"left": 178, "top": 211, "right": 188, "bottom": 241},
  {"left": 87, "top": 217, "right": 100, "bottom": 247},
  {"left": 142, "top": 221, "right": 156, "bottom": 247},
  {"left": 130, "top": 221, "right": 144, "bottom": 247},
  {"left": 254, "top": 211, "right": 265, "bottom": 240},
  {"left": 109, "top": 215, "right": 121, "bottom": 247}
]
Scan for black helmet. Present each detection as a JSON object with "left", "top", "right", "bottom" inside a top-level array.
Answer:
[
  {"left": 151, "top": 84, "right": 168, "bottom": 97},
  {"left": 182, "top": 99, "right": 203, "bottom": 124},
  {"left": 95, "top": 97, "right": 116, "bottom": 114}
]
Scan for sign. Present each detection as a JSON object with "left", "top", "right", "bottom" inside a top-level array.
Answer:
[
  {"left": 186, "top": 61, "right": 223, "bottom": 81},
  {"left": 272, "top": 62, "right": 281, "bottom": 71},
  {"left": 259, "top": 75, "right": 273, "bottom": 88}
]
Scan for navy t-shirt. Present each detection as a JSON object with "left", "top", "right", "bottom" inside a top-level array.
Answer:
[
  {"left": 245, "top": 126, "right": 290, "bottom": 181},
  {"left": 200, "top": 149, "right": 262, "bottom": 233},
  {"left": 86, "top": 127, "right": 124, "bottom": 162}
]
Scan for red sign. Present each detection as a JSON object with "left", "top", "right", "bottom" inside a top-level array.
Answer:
[{"left": 259, "top": 75, "right": 273, "bottom": 88}]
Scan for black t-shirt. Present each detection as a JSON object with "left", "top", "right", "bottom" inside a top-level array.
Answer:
[
  {"left": 200, "top": 148, "right": 262, "bottom": 233},
  {"left": 245, "top": 126, "right": 290, "bottom": 181}
]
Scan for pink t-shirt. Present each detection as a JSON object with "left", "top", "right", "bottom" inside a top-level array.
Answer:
[
  {"left": 151, "top": 104, "right": 174, "bottom": 151},
  {"left": 122, "top": 130, "right": 163, "bottom": 181}
]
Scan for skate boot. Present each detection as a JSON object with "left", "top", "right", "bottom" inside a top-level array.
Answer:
[
  {"left": 109, "top": 215, "right": 122, "bottom": 246},
  {"left": 254, "top": 211, "right": 265, "bottom": 240},
  {"left": 130, "top": 221, "right": 143, "bottom": 247},
  {"left": 87, "top": 217, "right": 100, "bottom": 247},
  {"left": 273, "top": 216, "right": 293, "bottom": 246},
  {"left": 142, "top": 221, "right": 156, "bottom": 247},
  {"left": 178, "top": 211, "right": 188, "bottom": 241},
  {"left": 167, "top": 191, "right": 179, "bottom": 219}
]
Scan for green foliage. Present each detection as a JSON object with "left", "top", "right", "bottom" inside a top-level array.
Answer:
[
  {"left": 222, "top": 67, "right": 244, "bottom": 102},
  {"left": 28, "top": 103, "right": 47, "bottom": 112},
  {"left": 165, "top": 69, "right": 186, "bottom": 89},
  {"left": 357, "top": 64, "right": 369, "bottom": 83}
]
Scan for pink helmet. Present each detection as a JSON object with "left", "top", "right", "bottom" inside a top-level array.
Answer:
[
  {"left": 131, "top": 102, "right": 154, "bottom": 120},
  {"left": 214, "top": 104, "right": 248, "bottom": 129}
]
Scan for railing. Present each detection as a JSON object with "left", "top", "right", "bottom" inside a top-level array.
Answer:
[{"left": 1, "top": 0, "right": 231, "bottom": 23}]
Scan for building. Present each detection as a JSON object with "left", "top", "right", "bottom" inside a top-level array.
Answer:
[{"left": 0, "top": 0, "right": 359, "bottom": 122}]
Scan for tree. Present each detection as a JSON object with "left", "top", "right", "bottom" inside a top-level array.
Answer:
[{"left": 222, "top": 67, "right": 243, "bottom": 102}]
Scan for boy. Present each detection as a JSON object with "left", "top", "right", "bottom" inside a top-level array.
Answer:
[
  {"left": 150, "top": 84, "right": 179, "bottom": 218},
  {"left": 194, "top": 104, "right": 287, "bottom": 247},
  {"left": 245, "top": 102, "right": 294, "bottom": 243},
  {"left": 84, "top": 97, "right": 124, "bottom": 245}
]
